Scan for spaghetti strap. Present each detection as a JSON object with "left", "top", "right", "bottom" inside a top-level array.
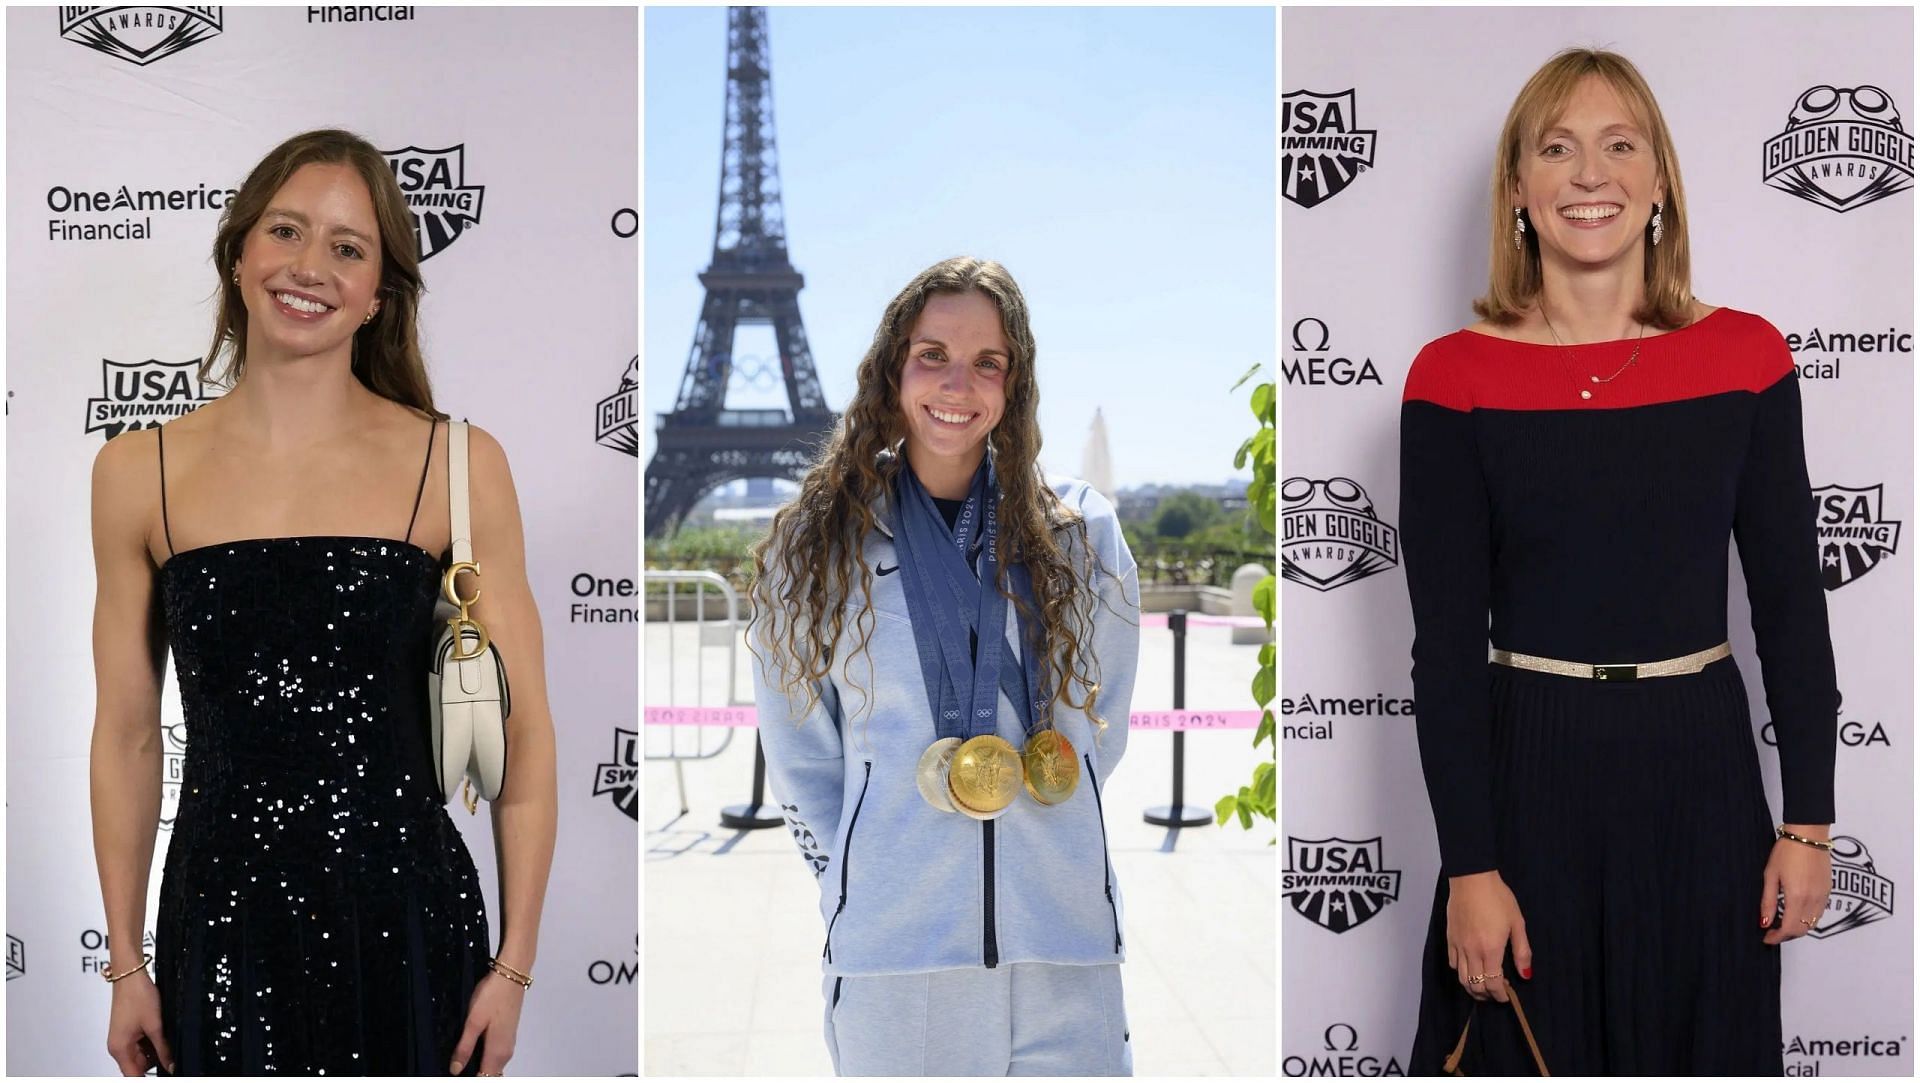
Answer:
[
  {"left": 404, "top": 418, "right": 438, "bottom": 545},
  {"left": 157, "top": 426, "right": 176, "bottom": 557}
]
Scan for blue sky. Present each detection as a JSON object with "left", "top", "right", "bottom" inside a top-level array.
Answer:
[{"left": 643, "top": 5, "right": 1275, "bottom": 488}]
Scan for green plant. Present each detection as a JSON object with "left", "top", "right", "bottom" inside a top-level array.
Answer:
[{"left": 1216, "top": 365, "right": 1276, "bottom": 833}]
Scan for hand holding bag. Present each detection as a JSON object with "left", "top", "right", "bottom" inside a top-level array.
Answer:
[
  {"left": 428, "top": 419, "right": 511, "bottom": 814},
  {"left": 1443, "top": 981, "right": 1549, "bottom": 1076}
]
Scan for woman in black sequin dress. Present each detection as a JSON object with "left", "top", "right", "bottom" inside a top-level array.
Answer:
[{"left": 88, "top": 130, "right": 560, "bottom": 1076}]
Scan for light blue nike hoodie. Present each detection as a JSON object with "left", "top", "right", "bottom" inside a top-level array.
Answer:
[{"left": 752, "top": 476, "right": 1141, "bottom": 977}]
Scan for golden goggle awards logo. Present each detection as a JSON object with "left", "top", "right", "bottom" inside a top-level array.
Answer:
[
  {"left": 1808, "top": 834, "right": 1895, "bottom": 939},
  {"left": 1281, "top": 475, "right": 1399, "bottom": 592},
  {"left": 60, "top": 6, "right": 223, "bottom": 66},
  {"left": 1763, "top": 84, "right": 1913, "bottom": 212},
  {"left": 597, "top": 356, "right": 639, "bottom": 456}
]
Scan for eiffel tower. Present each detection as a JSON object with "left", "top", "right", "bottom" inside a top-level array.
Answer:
[{"left": 644, "top": 6, "right": 836, "bottom": 537}]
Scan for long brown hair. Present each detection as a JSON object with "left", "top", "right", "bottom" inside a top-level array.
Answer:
[
  {"left": 1475, "top": 49, "right": 1695, "bottom": 330},
  {"left": 202, "top": 129, "right": 441, "bottom": 416},
  {"left": 749, "top": 256, "right": 1111, "bottom": 732}
]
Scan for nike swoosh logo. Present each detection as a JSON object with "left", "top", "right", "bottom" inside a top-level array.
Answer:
[{"left": 876, "top": 563, "right": 899, "bottom": 577}]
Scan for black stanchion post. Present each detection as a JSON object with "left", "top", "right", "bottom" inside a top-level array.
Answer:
[
  {"left": 720, "top": 734, "right": 785, "bottom": 830},
  {"left": 1145, "top": 609, "right": 1212, "bottom": 827}
]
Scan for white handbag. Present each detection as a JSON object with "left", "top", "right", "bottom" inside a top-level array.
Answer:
[{"left": 428, "top": 419, "right": 510, "bottom": 813}]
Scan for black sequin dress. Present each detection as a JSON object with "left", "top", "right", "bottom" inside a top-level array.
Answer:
[{"left": 151, "top": 428, "right": 490, "bottom": 1076}]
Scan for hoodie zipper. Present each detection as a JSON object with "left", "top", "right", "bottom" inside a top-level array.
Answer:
[
  {"left": 823, "top": 761, "right": 873, "bottom": 964},
  {"left": 1085, "top": 754, "right": 1122, "bottom": 952},
  {"left": 982, "top": 820, "right": 999, "bottom": 968}
]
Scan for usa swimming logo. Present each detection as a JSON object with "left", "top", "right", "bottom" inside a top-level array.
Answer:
[
  {"left": 1283, "top": 90, "right": 1376, "bottom": 209},
  {"left": 1281, "top": 475, "right": 1399, "bottom": 592},
  {"left": 1283, "top": 836, "right": 1401, "bottom": 933},
  {"left": 59, "top": 6, "right": 223, "bottom": 66},
  {"left": 592, "top": 727, "right": 638, "bottom": 821},
  {"left": 1763, "top": 85, "right": 1914, "bottom": 212},
  {"left": 1812, "top": 482, "right": 1901, "bottom": 590},
  {"left": 84, "top": 359, "right": 217, "bottom": 441},
  {"left": 382, "top": 145, "right": 485, "bottom": 260}
]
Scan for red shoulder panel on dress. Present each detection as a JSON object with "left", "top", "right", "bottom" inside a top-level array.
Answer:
[{"left": 1401, "top": 307, "right": 1794, "bottom": 411}]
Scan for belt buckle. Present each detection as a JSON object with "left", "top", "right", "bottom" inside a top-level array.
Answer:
[{"left": 1592, "top": 664, "right": 1638, "bottom": 682}]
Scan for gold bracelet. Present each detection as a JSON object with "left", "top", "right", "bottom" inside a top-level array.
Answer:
[
  {"left": 1776, "top": 825, "right": 1834, "bottom": 851},
  {"left": 488, "top": 958, "right": 532, "bottom": 988},
  {"left": 102, "top": 953, "right": 153, "bottom": 984}
]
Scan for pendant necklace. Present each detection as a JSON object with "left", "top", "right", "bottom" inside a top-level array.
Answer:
[{"left": 1540, "top": 306, "right": 1646, "bottom": 401}]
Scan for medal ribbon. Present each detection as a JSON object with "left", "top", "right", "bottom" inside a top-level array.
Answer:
[{"left": 892, "top": 455, "right": 1048, "bottom": 742}]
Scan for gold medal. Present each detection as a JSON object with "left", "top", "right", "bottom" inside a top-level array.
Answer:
[
  {"left": 916, "top": 737, "right": 962, "bottom": 812},
  {"left": 948, "top": 734, "right": 1022, "bottom": 820},
  {"left": 1021, "top": 729, "right": 1079, "bottom": 805}
]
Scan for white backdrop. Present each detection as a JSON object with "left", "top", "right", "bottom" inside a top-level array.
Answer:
[
  {"left": 4, "top": 6, "right": 638, "bottom": 1075},
  {"left": 1280, "top": 6, "right": 1913, "bottom": 1076}
]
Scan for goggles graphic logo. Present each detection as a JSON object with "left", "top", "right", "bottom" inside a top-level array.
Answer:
[
  {"left": 1281, "top": 475, "right": 1399, "bottom": 591},
  {"left": 1813, "top": 483, "right": 1901, "bottom": 590},
  {"left": 1763, "top": 85, "right": 1914, "bottom": 212},
  {"left": 1283, "top": 836, "right": 1401, "bottom": 933},
  {"left": 597, "top": 356, "right": 639, "bottom": 456},
  {"left": 1283, "top": 90, "right": 1376, "bottom": 209},
  {"left": 1808, "top": 834, "right": 1895, "bottom": 939},
  {"left": 59, "top": 6, "right": 222, "bottom": 66},
  {"left": 159, "top": 720, "right": 187, "bottom": 833},
  {"left": 382, "top": 145, "right": 484, "bottom": 260},
  {"left": 592, "top": 728, "right": 639, "bottom": 821}
]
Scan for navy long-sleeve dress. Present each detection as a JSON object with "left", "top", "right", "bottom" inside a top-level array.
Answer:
[{"left": 1398, "top": 306, "right": 1838, "bottom": 1075}]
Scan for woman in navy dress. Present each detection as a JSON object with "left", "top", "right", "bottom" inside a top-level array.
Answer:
[{"left": 1400, "top": 51, "right": 1837, "bottom": 1074}]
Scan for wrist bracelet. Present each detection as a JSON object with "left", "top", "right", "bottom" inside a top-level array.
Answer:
[
  {"left": 1776, "top": 825, "right": 1834, "bottom": 851},
  {"left": 488, "top": 957, "right": 533, "bottom": 988},
  {"left": 102, "top": 953, "right": 153, "bottom": 984}
]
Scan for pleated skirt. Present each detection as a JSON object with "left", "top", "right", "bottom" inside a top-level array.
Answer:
[{"left": 1408, "top": 655, "right": 1783, "bottom": 1076}]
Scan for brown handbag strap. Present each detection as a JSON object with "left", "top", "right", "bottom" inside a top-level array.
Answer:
[{"left": 1442, "top": 984, "right": 1549, "bottom": 1076}]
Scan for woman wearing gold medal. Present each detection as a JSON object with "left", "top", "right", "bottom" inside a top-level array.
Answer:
[{"left": 750, "top": 257, "right": 1142, "bottom": 1075}]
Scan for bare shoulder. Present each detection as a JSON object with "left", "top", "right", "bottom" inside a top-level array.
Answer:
[
  {"left": 462, "top": 422, "right": 515, "bottom": 479},
  {"left": 91, "top": 425, "right": 158, "bottom": 498}
]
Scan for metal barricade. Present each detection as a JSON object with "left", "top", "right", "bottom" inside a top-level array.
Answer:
[{"left": 643, "top": 570, "right": 744, "bottom": 815}]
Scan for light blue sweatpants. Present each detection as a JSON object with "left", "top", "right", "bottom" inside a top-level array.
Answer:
[{"left": 822, "top": 962, "right": 1132, "bottom": 1076}]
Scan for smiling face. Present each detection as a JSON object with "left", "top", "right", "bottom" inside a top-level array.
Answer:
[
  {"left": 234, "top": 161, "right": 384, "bottom": 365},
  {"left": 896, "top": 289, "right": 1011, "bottom": 488},
  {"left": 1514, "top": 73, "right": 1665, "bottom": 271}
]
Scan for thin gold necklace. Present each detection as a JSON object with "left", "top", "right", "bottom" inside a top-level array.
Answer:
[{"left": 1539, "top": 306, "right": 1647, "bottom": 401}]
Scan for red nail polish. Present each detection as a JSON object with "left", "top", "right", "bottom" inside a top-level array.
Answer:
[{"left": 1520, "top": 966, "right": 1532, "bottom": 980}]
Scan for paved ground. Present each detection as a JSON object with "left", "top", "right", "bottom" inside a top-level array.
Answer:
[{"left": 642, "top": 618, "right": 1276, "bottom": 1076}]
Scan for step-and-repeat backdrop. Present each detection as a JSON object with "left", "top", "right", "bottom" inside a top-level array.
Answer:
[
  {"left": 1281, "top": 6, "right": 1912, "bottom": 1076},
  {"left": 4, "top": 7, "right": 638, "bottom": 1075}
]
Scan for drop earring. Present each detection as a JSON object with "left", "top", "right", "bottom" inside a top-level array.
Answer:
[
  {"left": 1512, "top": 207, "right": 1527, "bottom": 251},
  {"left": 1650, "top": 200, "right": 1665, "bottom": 246}
]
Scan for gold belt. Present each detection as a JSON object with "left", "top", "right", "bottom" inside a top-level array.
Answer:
[{"left": 1489, "top": 641, "right": 1731, "bottom": 681}]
